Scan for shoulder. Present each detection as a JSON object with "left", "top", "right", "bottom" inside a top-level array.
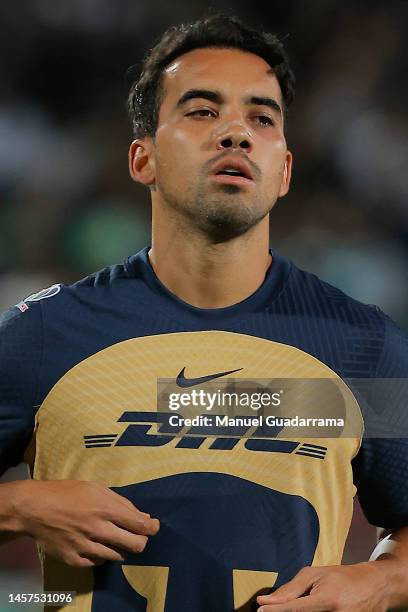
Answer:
[
  {"left": 70, "top": 262, "right": 130, "bottom": 291},
  {"left": 0, "top": 262, "right": 131, "bottom": 335},
  {"left": 285, "top": 258, "right": 395, "bottom": 332},
  {"left": 276, "top": 257, "right": 408, "bottom": 376},
  {"left": 373, "top": 311, "right": 408, "bottom": 376},
  {"left": 16, "top": 262, "right": 130, "bottom": 309}
]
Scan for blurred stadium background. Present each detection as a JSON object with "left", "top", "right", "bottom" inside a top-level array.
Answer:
[{"left": 0, "top": 0, "right": 407, "bottom": 608}]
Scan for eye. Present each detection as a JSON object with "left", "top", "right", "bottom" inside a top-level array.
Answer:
[
  {"left": 185, "top": 108, "right": 217, "bottom": 118},
  {"left": 253, "top": 115, "right": 274, "bottom": 126}
]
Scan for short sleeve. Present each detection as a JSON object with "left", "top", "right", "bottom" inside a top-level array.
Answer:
[
  {"left": 352, "top": 314, "right": 408, "bottom": 528},
  {"left": 0, "top": 302, "right": 43, "bottom": 475}
]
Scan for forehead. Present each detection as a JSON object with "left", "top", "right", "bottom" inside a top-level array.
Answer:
[{"left": 161, "top": 47, "right": 283, "bottom": 105}]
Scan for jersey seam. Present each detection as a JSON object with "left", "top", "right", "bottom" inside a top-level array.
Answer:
[
  {"left": 34, "top": 301, "right": 46, "bottom": 409},
  {"left": 263, "top": 257, "right": 294, "bottom": 314},
  {"left": 373, "top": 311, "right": 387, "bottom": 379}
]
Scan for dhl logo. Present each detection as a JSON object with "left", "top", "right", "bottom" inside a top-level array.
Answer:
[{"left": 84, "top": 412, "right": 327, "bottom": 459}]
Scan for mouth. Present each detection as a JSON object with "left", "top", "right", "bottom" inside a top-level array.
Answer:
[
  {"left": 212, "top": 173, "right": 253, "bottom": 186},
  {"left": 210, "top": 157, "right": 254, "bottom": 186}
]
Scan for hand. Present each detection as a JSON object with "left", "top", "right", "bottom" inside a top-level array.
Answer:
[
  {"left": 256, "top": 562, "right": 390, "bottom": 611},
  {"left": 15, "top": 479, "right": 160, "bottom": 568}
]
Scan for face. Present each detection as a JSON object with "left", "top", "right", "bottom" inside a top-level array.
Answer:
[{"left": 130, "top": 47, "right": 292, "bottom": 242}]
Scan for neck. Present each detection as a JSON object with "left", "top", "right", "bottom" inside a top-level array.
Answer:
[{"left": 149, "top": 205, "right": 272, "bottom": 309}]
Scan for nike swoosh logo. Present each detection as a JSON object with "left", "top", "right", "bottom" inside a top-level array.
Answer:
[{"left": 176, "top": 367, "right": 243, "bottom": 388}]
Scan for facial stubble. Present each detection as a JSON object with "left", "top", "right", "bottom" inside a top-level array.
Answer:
[{"left": 159, "top": 169, "right": 272, "bottom": 244}]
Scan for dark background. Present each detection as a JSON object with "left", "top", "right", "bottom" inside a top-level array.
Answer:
[{"left": 0, "top": 0, "right": 407, "bottom": 605}]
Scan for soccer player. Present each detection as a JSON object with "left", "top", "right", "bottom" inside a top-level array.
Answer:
[{"left": 1, "top": 13, "right": 408, "bottom": 612}]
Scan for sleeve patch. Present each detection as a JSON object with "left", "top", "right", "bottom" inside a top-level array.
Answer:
[
  {"left": 15, "top": 284, "right": 61, "bottom": 312},
  {"left": 24, "top": 284, "right": 61, "bottom": 302}
]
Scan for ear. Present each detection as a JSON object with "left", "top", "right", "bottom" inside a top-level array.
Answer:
[
  {"left": 278, "top": 150, "right": 293, "bottom": 198},
  {"left": 128, "top": 138, "right": 156, "bottom": 186}
]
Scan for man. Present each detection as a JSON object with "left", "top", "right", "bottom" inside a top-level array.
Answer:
[{"left": 1, "top": 13, "right": 408, "bottom": 612}]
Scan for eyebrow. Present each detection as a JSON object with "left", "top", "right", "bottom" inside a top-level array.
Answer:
[
  {"left": 245, "top": 96, "right": 282, "bottom": 119},
  {"left": 176, "top": 89, "right": 222, "bottom": 107},
  {"left": 176, "top": 89, "right": 283, "bottom": 121}
]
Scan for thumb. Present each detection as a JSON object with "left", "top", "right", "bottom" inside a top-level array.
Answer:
[{"left": 257, "top": 568, "right": 314, "bottom": 605}]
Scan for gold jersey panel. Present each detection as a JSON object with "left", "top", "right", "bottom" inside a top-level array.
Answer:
[{"left": 31, "top": 331, "right": 363, "bottom": 611}]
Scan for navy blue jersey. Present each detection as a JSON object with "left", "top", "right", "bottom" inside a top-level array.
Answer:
[{"left": 1, "top": 247, "right": 407, "bottom": 612}]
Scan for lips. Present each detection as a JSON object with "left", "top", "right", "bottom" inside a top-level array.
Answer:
[{"left": 211, "top": 157, "right": 253, "bottom": 181}]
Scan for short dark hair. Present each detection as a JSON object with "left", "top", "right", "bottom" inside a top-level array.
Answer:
[{"left": 127, "top": 14, "right": 295, "bottom": 139}]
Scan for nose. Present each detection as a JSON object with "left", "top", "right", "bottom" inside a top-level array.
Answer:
[{"left": 215, "top": 122, "right": 253, "bottom": 152}]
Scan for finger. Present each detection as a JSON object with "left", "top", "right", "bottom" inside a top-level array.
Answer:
[
  {"left": 89, "top": 482, "right": 152, "bottom": 519},
  {"left": 257, "top": 568, "right": 315, "bottom": 605},
  {"left": 64, "top": 549, "right": 119, "bottom": 568},
  {"left": 81, "top": 541, "right": 126, "bottom": 563},
  {"left": 68, "top": 555, "right": 102, "bottom": 568},
  {"left": 112, "top": 508, "right": 160, "bottom": 536},
  {"left": 258, "top": 594, "right": 330, "bottom": 612},
  {"left": 106, "top": 488, "right": 152, "bottom": 518},
  {"left": 97, "top": 524, "right": 149, "bottom": 554}
]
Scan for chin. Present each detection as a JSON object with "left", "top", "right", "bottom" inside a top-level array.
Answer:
[
  {"left": 200, "top": 209, "right": 261, "bottom": 243},
  {"left": 191, "top": 187, "right": 269, "bottom": 242},
  {"left": 215, "top": 184, "right": 243, "bottom": 195}
]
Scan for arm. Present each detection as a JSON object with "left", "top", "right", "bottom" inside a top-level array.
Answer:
[
  {"left": 0, "top": 300, "right": 160, "bottom": 567},
  {"left": 256, "top": 531, "right": 408, "bottom": 611},
  {"left": 0, "top": 478, "right": 160, "bottom": 567},
  {"left": 0, "top": 480, "right": 27, "bottom": 545},
  {"left": 368, "top": 526, "right": 408, "bottom": 610},
  {"left": 257, "top": 547, "right": 408, "bottom": 612}
]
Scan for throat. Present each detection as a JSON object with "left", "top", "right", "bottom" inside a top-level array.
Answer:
[{"left": 148, "top": 244, "right": 272, "bottom": 310}]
